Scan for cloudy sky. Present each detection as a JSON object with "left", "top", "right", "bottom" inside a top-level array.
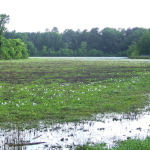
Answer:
[{"left": 0, "top": 0, "right": 150, "bottom": 33}]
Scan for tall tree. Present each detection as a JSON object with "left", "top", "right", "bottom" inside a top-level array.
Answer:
[
  {"left": 51, "top": 27, "right": 59, "bottom": 33},
  {"left": 100, "top": 28, "right": 119, "bottom": 54},
  {"left": 138, "top": 30, "right": 150, "bottom": 55},
  {"left": 89, "top": 28, "right": 101, "bottom": 50},
  {"left": 0, "top": 14, "right": 10, "bottom": 35},
  {"left": 62, "top": 29, "right": 78, "bottom": 50},
  {"left": 0, "top": 14, "right": 10, "bottom": 49}
]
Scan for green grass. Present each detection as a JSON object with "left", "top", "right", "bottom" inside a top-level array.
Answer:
[
  {"left": 76, "top": 137, "right": 150, "bottom": 150},
  {"left": 0, "top": 58, "right": 150, "bottom": 125}
]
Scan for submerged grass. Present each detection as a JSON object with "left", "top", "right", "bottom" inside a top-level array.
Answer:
[{"left": 0, "top": 58, "right": 150, "bottom": 125}]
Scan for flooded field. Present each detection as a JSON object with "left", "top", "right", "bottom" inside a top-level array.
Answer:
[
  {"left": 0, "top": 58, "right": 150, "bottom": 149},
  {"left": 1, "top": 102, "right": 150, "bottom": 150}
]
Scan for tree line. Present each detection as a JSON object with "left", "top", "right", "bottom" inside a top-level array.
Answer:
[
  {"left": 1, "top": 14, "right": 150, "bottom": 59},
  {"left": 4, "top": 27, "right": 150, "bottom": 57}
]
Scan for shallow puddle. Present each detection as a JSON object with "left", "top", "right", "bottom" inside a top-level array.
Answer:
[{"left": 0, "top": 108, "right": 150, "bottom": 150}]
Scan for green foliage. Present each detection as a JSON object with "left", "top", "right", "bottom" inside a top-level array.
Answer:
[
  {"left": 0, "top": 14, "right": 10, "bottom": 51},
  {"left": 126, "top": 41, "right": 139, "bottom": 56},
  {"left": 100, "top": 27, "right": 120, "bottom": 54},
  {"left": 78, "top": 41, "right": 87, "bottom": 56},
  {"left": 1, "top": 14, "right": 149, "bottom": 57},
  {"left": 127, "top": 29, "right": 150, "bottom": 57},
  {"left": 0, "top": 14, "right": 10, "bottom": 35},
  {"left": 4, "top": 27, "right": 149, "bottom": 57},
  {"left": 138, "top": 30, "right": 150, "bottom": 55},
  {"left": 51, "top": 27, "right": 59, "bottom": 33},
  {"left": 0, "top": 36, "right": 28, "bottom": 59},
  {"left": 57, "top": 48, "right": 74, "bottom": 56},
  {"left": 41, "top": 45, "right": 48, "bottom": 56},
  {"left": 88, "top": 49, "right": 104, "bottom": 56},
  {"left": 26, "top": 41, "right": 38, "bottom": 56},
  {"left": 0, "top": 14, "right": 29, "bottom": 60},
  {"left": 47, "top": 48, "right": 55, "bottom": 56}
]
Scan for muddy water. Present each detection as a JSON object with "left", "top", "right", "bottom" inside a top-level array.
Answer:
[{"left": 0, "top": 109, "right": 150, "bottom": 150}]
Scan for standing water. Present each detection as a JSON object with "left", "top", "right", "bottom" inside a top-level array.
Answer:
[{"left": 0, "top": 103, "right": 150, "bottom": 150}]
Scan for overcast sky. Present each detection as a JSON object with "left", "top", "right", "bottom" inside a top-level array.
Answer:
[{"left": 0, "top": 0, "right": 150, "bottom": 33}]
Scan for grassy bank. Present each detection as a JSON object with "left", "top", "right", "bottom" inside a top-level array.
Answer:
[{"left": 0, "top": 58, "right": 150, "bottom": 125}]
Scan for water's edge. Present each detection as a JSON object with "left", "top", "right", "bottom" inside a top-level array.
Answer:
[{"left": 1, "top": 105, "right": 150, "bottom": 150}]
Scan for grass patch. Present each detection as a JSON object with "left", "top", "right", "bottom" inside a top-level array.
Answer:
[
  {"left": 76, "top": 137, "right": 150, "bottom": 150},
  {"left": 0, "top": 58, "right": 150, "bottom": 125}
]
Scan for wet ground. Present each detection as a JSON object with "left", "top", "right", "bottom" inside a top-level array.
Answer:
[{"left": 0, "top": 106, "right": 150, "bottom": 150}]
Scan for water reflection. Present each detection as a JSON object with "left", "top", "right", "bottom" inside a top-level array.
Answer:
[
  {"left": 0, "top": 110, "right": 150, "bottom": 150},
  {"left": 30, "top": 57, "right": 128, "bottom": 60}
]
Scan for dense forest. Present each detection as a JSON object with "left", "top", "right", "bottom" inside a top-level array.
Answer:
[
  {"left": 1, "top": 14, "right": 150, "bottom": 59},
  {"left": 4, "top": 27, "right": 150, "bottom": 57}
]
